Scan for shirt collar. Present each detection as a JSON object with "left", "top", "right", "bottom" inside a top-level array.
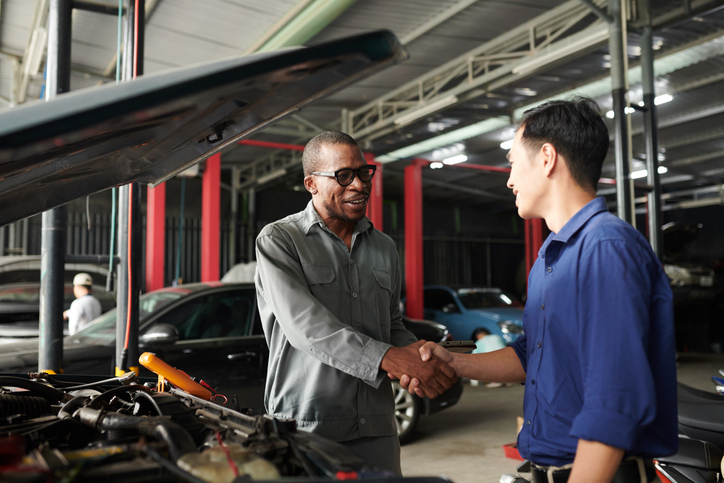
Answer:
[
  {"left": 539, "top": 197, "right": 608, "bottom": 255},
  {"left": 301, "top": 200, "right": 372, "bottom": 235}
]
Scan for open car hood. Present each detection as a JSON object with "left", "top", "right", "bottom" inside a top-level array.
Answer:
[{"left": 0, "top": 30, "right": 407, "bottom": 227}]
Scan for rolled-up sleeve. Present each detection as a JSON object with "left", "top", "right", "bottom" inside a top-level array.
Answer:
[
  {"left": 570, "top": 239, "right": 657, "bottom": 451},
  {"left": 256, "top": 227, "right": 391, "bottom": 387}
]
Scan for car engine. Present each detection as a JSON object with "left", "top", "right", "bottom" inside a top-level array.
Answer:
[{"left": 0, "top": 371, "right": 424, "bottom": 482}]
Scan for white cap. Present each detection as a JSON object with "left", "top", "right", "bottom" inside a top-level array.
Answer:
[{"left": 73, "top": 273, "right": 93, "bottom": 286}]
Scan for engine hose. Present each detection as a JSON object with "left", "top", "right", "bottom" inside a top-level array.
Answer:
[
  {"left": 75, "top": 407, "right": 196, "bottom": 462},
  {"left": 0, "top": 394, "right": 51, "bottom": 418},
  {"left": 0, "top": 377, "right": 66, "bottom": 403}
]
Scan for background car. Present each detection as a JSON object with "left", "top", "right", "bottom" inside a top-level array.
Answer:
[
  {"left": 421, "top": 285, "right": 525, "bottom": 344},
  {"left": 0, "top": 282, "right": 462, "bottom": 442}
]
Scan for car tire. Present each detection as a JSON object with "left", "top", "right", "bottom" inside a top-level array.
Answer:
[{"left": 392, "top": 380, "right": 421, "bottom": 445}]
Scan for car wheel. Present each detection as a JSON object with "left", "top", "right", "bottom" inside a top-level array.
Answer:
[{"left": 392, "top": 380, "right": 421, "bottom": 445}]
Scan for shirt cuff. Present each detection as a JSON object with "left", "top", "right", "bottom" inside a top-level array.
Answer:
[
  {"left": 570, "top": 406, "right": 640, "bottom": 451},
  {"left": 362, "top": 340, "right": 392, "bottom": 389}
]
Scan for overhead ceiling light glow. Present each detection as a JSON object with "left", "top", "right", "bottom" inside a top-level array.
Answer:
[
  {"left": 500, "top": 139, "right": 514, "bottom": 150},
  {"left": 654, "top": 94, "right": 674, "bottom": 105},
  {"left": 430, "top": 162, "right": 444, "bottom": 169},
  {"left": 443, "top": 154, "right": 468, "bottom": 165},
  {"left": 631, "top": 166, "right": 668, "bottom": 179},
  {"left": 605, "top": 107, "right": 635, "bottom": 118}
]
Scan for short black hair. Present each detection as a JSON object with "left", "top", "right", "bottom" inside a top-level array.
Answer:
[
  {"left": 302, "top": 131, "right": 361, "bottom": 177},
  {"left": 473, "top": 327, "right": 492, "bottom": 338},
  {"left": 518, "top": 97, "right": 609, "bottom": 191}
]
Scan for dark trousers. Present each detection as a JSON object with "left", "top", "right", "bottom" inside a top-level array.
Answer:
[{"left": 530, "top": 458, "right": 655, "bottom": 483}]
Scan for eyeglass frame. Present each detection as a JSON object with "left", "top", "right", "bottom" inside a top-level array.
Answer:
[{"left": 310, "top": 165, "right": 377, "bottom": 186}]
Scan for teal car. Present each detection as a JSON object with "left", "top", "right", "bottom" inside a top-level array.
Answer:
[{"left": 421, "top": 285, "right": 525, "bottom": 344}]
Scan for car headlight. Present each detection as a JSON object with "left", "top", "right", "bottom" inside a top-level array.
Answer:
[{"left": 498, "top": 320, "right": 524, "bottom": 335}]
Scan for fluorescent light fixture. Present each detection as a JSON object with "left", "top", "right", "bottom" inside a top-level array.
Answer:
[
  {"left": 631, "top": 166, "right": 668, "bottom": 179},
  {"left": 430, "top": 162, "right": 444, "bottom": 169},
  {"left": 443, "top": 154, "right": 467, "bottom": 165},
  {"left": 500, "top": 139, "right": 514, "bottom": 150},
  {"left": 655, "top": 94, "right": 673, "bottom": 105},
  {"left": 376, "top": 117, "right": 509, "bottom": 163},
  {"left": 394, "top": 95, "right": 458, "bottom": 127},
  {"left": 256, "top": 168, "right": 287, "bottom": 185}
]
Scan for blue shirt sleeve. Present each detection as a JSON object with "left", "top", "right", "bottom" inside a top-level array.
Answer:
[{"left": 570, "top": 238, "right": 658, "bottom": 451}]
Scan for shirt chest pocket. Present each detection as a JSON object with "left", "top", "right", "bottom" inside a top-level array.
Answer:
[
  {"left": 301, "top": 263, "right": 339, "bottom": 314},
  {"left": 372, "top": 269, "right": 393, "bottom": 341}
]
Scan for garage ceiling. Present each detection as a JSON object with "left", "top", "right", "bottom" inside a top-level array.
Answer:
[{"left": 1, "top": 0, "right": 723, "bottom": 214}]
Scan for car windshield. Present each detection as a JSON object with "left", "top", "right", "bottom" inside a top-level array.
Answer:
[
  {"left": 73, "top": 291, "right": 186, "bottom": 342},
  {"left": 456, "top": 289, "right": 523, "bottom": 309}
]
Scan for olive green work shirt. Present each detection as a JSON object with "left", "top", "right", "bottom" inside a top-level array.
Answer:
[{"left": 255, "top": 201, "right": 417, "bottom": 442}]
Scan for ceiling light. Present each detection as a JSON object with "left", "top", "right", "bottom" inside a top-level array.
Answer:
[
  {"left": 605, "top": 107, "right": 635, "bottom": 118},
  {"left": 443, "top": 154, "right": 467, "bottom": 165},
  {"left": 500, "top": 139, "right": 514, "bottom": 150},
  {"left": 393, "top": 95, "right": 458, "bottom": 127},
  {"left": 376, "top": 117, "right": 509, "bottom": 163},
  {"left": 430, "top": 162, "right": 443, "bottom": 169},
  {"left": 630, "top": 166, "right": 668, "bottom": 179},
  {"left": 654, "top": 94, "right": 673, "bottom": 105}
]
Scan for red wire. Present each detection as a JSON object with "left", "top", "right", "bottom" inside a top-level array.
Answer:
[
  {"left": 215, "top": 432, "right": 240, "bottom": 477},
  {"left": 124, "top": 185, "right": 133, "bottom": 351},
  {"left": 124, "top": 1, "right": 140, "bottom": 353},
  {"left": 133, "top": 0, "right": 139, "bottom": 79}
]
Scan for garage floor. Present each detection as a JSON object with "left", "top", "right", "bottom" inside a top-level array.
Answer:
[{"left": 400, "top": 353, "right": 724, "bottom": 483}]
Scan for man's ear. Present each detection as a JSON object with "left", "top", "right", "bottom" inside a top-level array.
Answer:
[
  {"left": 540, "top": 143, "right": 558, "bottom": 177},
  {"left": 304, "top": 176, "right": 317, "bottom": 195}
]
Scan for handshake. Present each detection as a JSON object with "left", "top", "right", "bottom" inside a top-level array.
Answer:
[{"left": 381, "top": 340, "right": 456, "bottom": 399}]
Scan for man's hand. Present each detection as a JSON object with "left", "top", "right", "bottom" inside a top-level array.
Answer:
[{"left": 381, "top": 340, "right": 456, "bottom": 398}]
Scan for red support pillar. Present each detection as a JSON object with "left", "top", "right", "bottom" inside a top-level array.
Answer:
[
  {"left": 364, "top": 153, "right": 383, "bottom": 231},
  {"left": 145, "top": 183, "right": 166, "bottom": 291},
  {"left": 524, "top": 218, "right": 545, "bottom": 284},
  {"left": 405, "top": 159, "right": 424, "bottom": 319},
  {"left": 201, "top": 153, "right": 221, "bottom": 282}
]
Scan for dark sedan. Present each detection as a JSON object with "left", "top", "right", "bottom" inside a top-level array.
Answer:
[{"left": 0, "top": 282, "right": 462, "bottom": 441}]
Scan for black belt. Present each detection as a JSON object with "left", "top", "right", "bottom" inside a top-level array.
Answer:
[{"left": 530, "top": 458, "right": 655, "bottom": 483}]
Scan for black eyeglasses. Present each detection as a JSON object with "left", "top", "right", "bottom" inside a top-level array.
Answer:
[{"left": 311, "top": 165, "right": 377, "bottom": 186}]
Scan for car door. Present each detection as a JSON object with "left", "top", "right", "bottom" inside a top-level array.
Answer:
[
  {"left": 139, "top": 286, "right": 267, "bottom": 410},
  {"left": 423, "top": 288, "right": 470, "bottom": 341}
]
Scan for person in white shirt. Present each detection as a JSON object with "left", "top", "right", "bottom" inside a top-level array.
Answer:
[{"left": 63, "top": 273, "right": 102, "bottom": 335}]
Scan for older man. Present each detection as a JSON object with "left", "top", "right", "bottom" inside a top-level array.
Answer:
[{"left": 255, "top": 131, "right": 455, "bottom": 475}]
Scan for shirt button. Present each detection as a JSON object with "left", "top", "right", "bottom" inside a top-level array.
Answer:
[
  {"left": 352, "top": 292, "right": 358, "bottom": 298},
  {"left": 360, "top": 418, "right": 366, "bottom": 424},
  {"left": 526, "top": 420, "right": 531, "bottom": 426},
  {"left": 547, "top": 266, "right": 552, "bottom": 273},
  {"left": 349, "top": 259, "right": 354, "bottom": 264},
  {"left": 537, "top": 342, "right": 542, "bottom": 348},
  {"left": 531, "top": 379, "right": 536, "bottom": 385},
  {"left": 540, "top": 304, "right": 545, "bottom": 310}
]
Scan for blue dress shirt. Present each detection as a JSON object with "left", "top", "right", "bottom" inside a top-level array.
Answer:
[{"left": 510, "top": 197, "right": 678, "bottom": 466}]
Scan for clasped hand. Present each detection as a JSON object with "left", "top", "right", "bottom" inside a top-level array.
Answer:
[{"left": 382, "top": 340, "right": 455, "bottom": 399}]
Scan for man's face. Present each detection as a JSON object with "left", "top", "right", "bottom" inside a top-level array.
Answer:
[
  {"left": 506, "top": 128, "right": 545, "bottom": 219},
  {"left": 310, "top": 143, "right": 371, "bottom": 224}
]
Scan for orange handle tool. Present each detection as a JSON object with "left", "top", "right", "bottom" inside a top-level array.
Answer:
[{"left": 138, "top": 352, "right": 213, "bottom": 400}]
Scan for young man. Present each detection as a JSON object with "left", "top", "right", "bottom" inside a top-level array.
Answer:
[
  {"left": 405, "top": 98, "right": 677, "bottom": 482},
  {"left": 254, "top": 131, "right": 456, "bottom": 475},
  {"left": 63, "top": 272, "right": 102, "bottom": 334}
]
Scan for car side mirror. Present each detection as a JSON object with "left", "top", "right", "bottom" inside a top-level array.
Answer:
[
  {"left": 441, "top": 303, "right": 459, "bottom": 314},
  {"left": 140, "top": 323, "right": 179, "bottom": 346}
]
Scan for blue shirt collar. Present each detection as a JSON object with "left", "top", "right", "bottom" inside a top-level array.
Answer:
[
  {"left": 539, "top": 197, "right": 608, "bottom": 255},
  {"left": 301, "top": 200, "right": 372, "bottom": 235}
]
